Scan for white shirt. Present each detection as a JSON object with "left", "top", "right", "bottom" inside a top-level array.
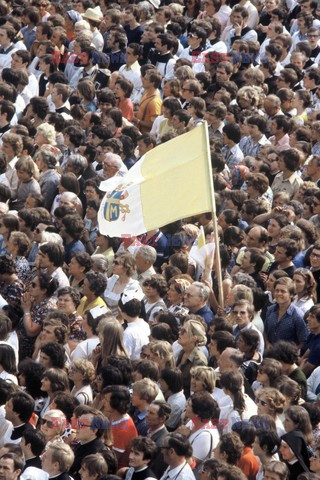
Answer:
[
  {"left": 219, "top": 394, "right": 257, "bottom": 433},
  {"left": 0, "top": 44, "right": 17, "bottom": 72},
  {"left": 166, "top": 391, "right": 186, "bottom": 429},
  {"left": 160, "top": 462, "right": 196, "bottom": 480},
  {"left": 71, "top": 384, "right": 93, "bottom": 405},
  {"left": 186, "top": 420, "right": 219, "bottom": 461},
  {"left": 92, "top": 28, "right": 104, "bottom": 51},
  {"left": 119, "top": 61, "right": 143, "bottom": 105},
  {"left": 71, "top": 337, "right": 99, "bottom": 361},
  {"left": 0, "top": 370, "right": 18, "bottom": 385},
  {"left": 123, "top": 319, "right": 150, "bottom": 360}
]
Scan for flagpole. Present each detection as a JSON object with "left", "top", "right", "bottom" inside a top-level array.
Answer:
[{"left": 203, "top": 122, "right": 224, "bottom": 309}]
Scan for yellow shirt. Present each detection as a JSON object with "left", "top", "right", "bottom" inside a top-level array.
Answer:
[{"left": 77, "top": 296, "right": 107, "bottom": 318}]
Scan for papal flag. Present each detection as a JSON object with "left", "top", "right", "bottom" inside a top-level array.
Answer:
[{"left": 98, "top": 122, "right": 215, "bottom": 238}]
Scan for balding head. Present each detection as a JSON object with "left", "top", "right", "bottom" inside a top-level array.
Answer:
[
  {"left": 218, "top": 347, "right": 243, "bottom": 373},
  {"left": 246, "top": 225, "right": 268, "bottom": 248}
]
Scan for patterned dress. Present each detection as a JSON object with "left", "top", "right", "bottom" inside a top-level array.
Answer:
[{"left": 18, "top": 298, "right": 56, "bottom": 360}]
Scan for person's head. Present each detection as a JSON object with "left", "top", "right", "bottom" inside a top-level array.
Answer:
[
  {"left": 231, "top": 300, "right": 255, "bottom": 329},
  {"left": 187, "top": 391, "right": 220, "bottom": 423},
  {"left": 99, "top": 320, "right": 127, "bottom": 364},
  {"left": 238, "top": 329, "right": 260, "bottom": 359},
  {"left": 42, "top": 442, "right": 74, "bottom": 476},
  {"left": 83, "top": 271, "right": 107, "bottom": 299},
  {"left": 41, "top": 367, "right": 70, "bottom": 395},
  {"left": 253, "top": 430, "right": 281, "bottom": 460},
  {"left": 132, "top": 378, "right": 158, "bottom": 408},
  {"left": 183, "top": 282, "right": 210, "bottom": 312},
  {"left": 220, "top": 371, "right": 245, "bottom": 417},
  {"left": 21, "top": 428, "right": 46, "bottom": 458},
  {"left": 263, "top": 461, "right": 289, "bottom": 480},
  {"left": 161, "top": 433, "right": 193, "bottom": 466},
  {"left": 273, "top": 277, "right": 296, "bottom": 306},
  {"left": 214, "top": 433, "right": 243, "bottom": 465},
  {"left": 159, "top": 368, "right": 183, "bottom": 396},
  {"left": 257, "top": 358, "right": 282, "bottom": 387},
  {"left": 69, "top": 359, "right": 96, "bottom": 386},
  {"left": 190, "top": 366, "right": 216, "bottom": 394},
  {"left": 112, "top": 252, "right": 136, "bottom": 278},
  {"left": 278, "top": 148, "right": 301, "bottom": 173},
  {"left": 145, "top": 400, "right": 171, "bottom": 430},
  {"left": 284, "top": 405, "right": 313, "bottom": 445},
  {"left": 38, "top": 242, "right": 65, "bottom": 269},
  {"left": 178, "top": 318, "right": 207, "bottom": 351},
  {"left": 0, "top": 453, "right": 24, "bottom": 480},
  {"left": 40, "top": 343, "right": 66, "bottom": 369},
  {"left": 103, "top": 385, "right": 131, "bottom": 416},
  {"left": 310, "top": 241, "right": 320, "bottom": 271},
  {"left": 128, "top": 435, "right": 157, "bottom": 470},
  {"left": 5, "top": 391, "right": 34, "bottom": 424},
  {"left": 255, "top": 388, "right": 286, "bottom": 418},
  {"left": 80, "top": 453, "right": 108, "bottom": 480},
  {"left": 17, "top": 359, "right": 45, "bottom": 399},
  {"left": 218, "top": 347, "right": 243, "bottom": 374},
  {"left": 142, "top": 274, "right": 167, "bottom": 300}
]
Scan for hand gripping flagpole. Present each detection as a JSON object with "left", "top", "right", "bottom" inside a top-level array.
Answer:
[{"left": 203, "top": 121, "right": 224, "bottom": 309}]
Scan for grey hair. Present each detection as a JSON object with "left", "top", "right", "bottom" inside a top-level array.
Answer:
[
  {"left": 232, "top": 272, "right": 257, "bottom": 289},
  {"left": 74, "top": 19, "right": 91, "bottom": 30},
  {"left": 138, "top": 1, "right": 155, "bottom": 18},
  {"left": 104, "top": 152, "right": 123, "bottom": 170},
  {"left": 137, "top": 245, "right": 157, "bottom": 265},
  {"left": 39, "top": 148, "right": 58, "bottom": 168},
  {"left": 192, "top": 282, "right": 210, "bottom": 301},
  {"left": 68, "top": 154, "right": 88, "bottom": 174},
  {"left": 91, "top": 254, "right": 110, "bottom": 274}
]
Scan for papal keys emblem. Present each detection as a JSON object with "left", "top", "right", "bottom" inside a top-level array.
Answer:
[{"left": 103, "top": 184, "right": 131, "bottom": 222}]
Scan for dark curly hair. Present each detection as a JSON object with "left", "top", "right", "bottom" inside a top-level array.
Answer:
[
  {"left": 18, "top": 359, "right": 46, "bottom": 399},
  {"left": 85, "top": 271, "right": 107, "bottom": 297}
]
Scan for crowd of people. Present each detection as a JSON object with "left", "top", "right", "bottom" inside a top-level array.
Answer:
[{"left": 1, "top": 0, "right": 320, "bottom": 480}]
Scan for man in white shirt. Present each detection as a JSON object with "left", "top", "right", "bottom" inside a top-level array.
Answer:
[
  {"left": 11, "top": 50, "right": 39, "bottom": 101},
  {"left": 160, "top": 433, "right": 196, "bottom": 480},
  {"left": 0, "top": 25, "right": 17, "bottom": 73},
  {"left": 222, "top": 6, "right": 257, "bottom": 51},
  {"left": 135, "top": 246, "right": 157, "bottom": 285},
  {"left": 119, "top": 43, "right": 143, "bottom": 105}
]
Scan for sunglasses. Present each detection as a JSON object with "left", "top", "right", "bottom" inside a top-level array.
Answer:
[
  {"left": 42, "top": 419, "right": 54, "bottom": 428},
  {"left": 256, "top": 398, "right": 267, "bottom": 407}
]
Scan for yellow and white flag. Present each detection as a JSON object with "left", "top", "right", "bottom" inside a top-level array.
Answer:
[
  {"left": 189, "top": 226, "right": 215, "bottom": 270},
  {"left": 98, "top": 122, "right": 215, "bottom": 238}
]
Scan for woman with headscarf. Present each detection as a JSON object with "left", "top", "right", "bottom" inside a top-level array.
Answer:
[{"left": 280, "top": 431, "right": 310, "bottom": 480}]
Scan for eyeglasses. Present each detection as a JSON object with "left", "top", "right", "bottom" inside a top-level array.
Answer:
[
  {"left": 42, "top": 419, "right": 54, "bottom": 428},
  {"left": 310, "top": 252, "right": 320, "bottom": 259},
  {"left": 307, "top": 34, "right": 319, "bottom": 37},
  {"left": 256, "top": 398, "right": 268, "bottom": 407},
  {"left": 188, "top": 33, "right": 199, "bottom": 39}
]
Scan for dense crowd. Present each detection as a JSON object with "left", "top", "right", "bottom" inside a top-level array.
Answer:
[{"left": 1, "top": 0, "right": 320, "bottom": 480}]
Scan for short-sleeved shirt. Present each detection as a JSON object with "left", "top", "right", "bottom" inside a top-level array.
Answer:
[
  {"left": 112, "top": 414, "right": 138, "bottom": 469},
  {"left": 265, "top": 303, "right": 308, "bottom": 345}
]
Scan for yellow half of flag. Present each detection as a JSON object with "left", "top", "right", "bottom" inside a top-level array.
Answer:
[{"left": 140, "top": 122, "right": 214, "bottom": 232}]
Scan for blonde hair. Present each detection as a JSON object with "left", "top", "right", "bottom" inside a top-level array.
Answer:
[
  {"left": 190, "top": 366, "right": 216, "bottom": 392},
  {"left": 36, "top": 123, "right": 56, "bottom": 145},
  {"left": 71, "top": 359, "right": 96, "bottom": 385},
  {"left": 183, "top": 319, "right": 207, "bottom": 347},
  {"left": 256, "top": 388, "right": 286, "bottom": 416},
  {"left": 44, "top": 409, "right": 67, "bottom": 436},
  {"left": 132, "top": 378, "right": 158, "bottom": 403},
  {"left": 48, "top": 442, "right": 75, "bottom": 473},
  {"left": 150, "top": 341, "right": 175, "bottom": 368},
  {"left": 232, "top": 285, "right": 253, "bottom": 304}
]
